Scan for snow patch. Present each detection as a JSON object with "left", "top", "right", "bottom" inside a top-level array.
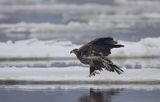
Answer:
[
  {"left": 0, "top": 37, "right": 160, "bottom": 59},
  {"left": 0, "top": 67, "right": 159, "bottom": 84}
]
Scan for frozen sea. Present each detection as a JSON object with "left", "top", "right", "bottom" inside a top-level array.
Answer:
[
  {"left": 0, "top": 39, "right": 159, "bottom": 102},
  {"left": 0, "top": 58, "right": 160, "bottom": 102},
  {"left": 0, "top": 0, "right": 160, "bottom": 102}
]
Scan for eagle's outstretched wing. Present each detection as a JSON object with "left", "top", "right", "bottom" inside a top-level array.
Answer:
[{"left": 78, "top": 37, "right": 124, "bottom": 57}]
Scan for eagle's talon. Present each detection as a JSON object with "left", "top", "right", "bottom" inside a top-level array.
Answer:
[{"left": 89, "top": 70, "right": 98, "bottom": 77}]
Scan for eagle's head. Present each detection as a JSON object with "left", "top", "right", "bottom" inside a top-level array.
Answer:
[{"left": 70, "top": 49, "right": 79, "bottom": 55}]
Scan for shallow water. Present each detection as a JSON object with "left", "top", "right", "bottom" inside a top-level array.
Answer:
[{"left": 0, "top": 86, "right": 160, "bottom": 102}]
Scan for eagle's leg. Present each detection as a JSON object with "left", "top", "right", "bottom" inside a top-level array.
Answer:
[
  {"left": 89, "top": 70, "right": 99, "bottom": 77},
  {"left": 89, "top": 64, "right": 100, "bottom": 77},
  {"left": 89, "top": 66, "right": 100, "bottom": 77},
  {"left": 89, "top": 58, "right": 101, "bottom": 77}
]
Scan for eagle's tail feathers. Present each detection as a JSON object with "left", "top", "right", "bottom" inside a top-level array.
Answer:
[{"left": 102, "top": 59, "right": 123, "bottom": 74}]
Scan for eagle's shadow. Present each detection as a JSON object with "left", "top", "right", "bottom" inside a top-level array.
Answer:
[{"left": 78, "top": 88, "right": 122, "bottom": 102}]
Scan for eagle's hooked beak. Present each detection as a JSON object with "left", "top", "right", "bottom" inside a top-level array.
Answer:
[{"left": 70, "top": 50, "right": 73, "bottom": 54}]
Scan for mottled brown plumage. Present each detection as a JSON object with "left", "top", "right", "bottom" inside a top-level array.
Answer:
[{"left": 70, "top": 37, "right": 124, "bottom": 77}]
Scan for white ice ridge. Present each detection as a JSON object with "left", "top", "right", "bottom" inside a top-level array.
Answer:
[
  {"left": 112, "top": 37, "right": 160, "bottom": 58},
  {"left": 0, "top": 37, "right": 160, "bottom": 59},
  {"left": 0, "top": 67, "right": 159, "bottom": 84},
  {"left": 0, "top": 39, "right": 79, "bottom": 59}
]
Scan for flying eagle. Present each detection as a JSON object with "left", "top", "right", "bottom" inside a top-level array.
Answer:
[{"left": 70, "top": 37, "right": 124, "bottom": 77}]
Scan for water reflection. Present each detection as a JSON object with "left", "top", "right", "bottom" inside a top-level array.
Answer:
[
  {"left": 0, "top": 86, "right": 160, "bottom": 102},
  {"left": 79, "top": 88, "right": 121, "bottom": 102},
  {"left": 0, "top": 87, "right": 121, "bottom": 102}
]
